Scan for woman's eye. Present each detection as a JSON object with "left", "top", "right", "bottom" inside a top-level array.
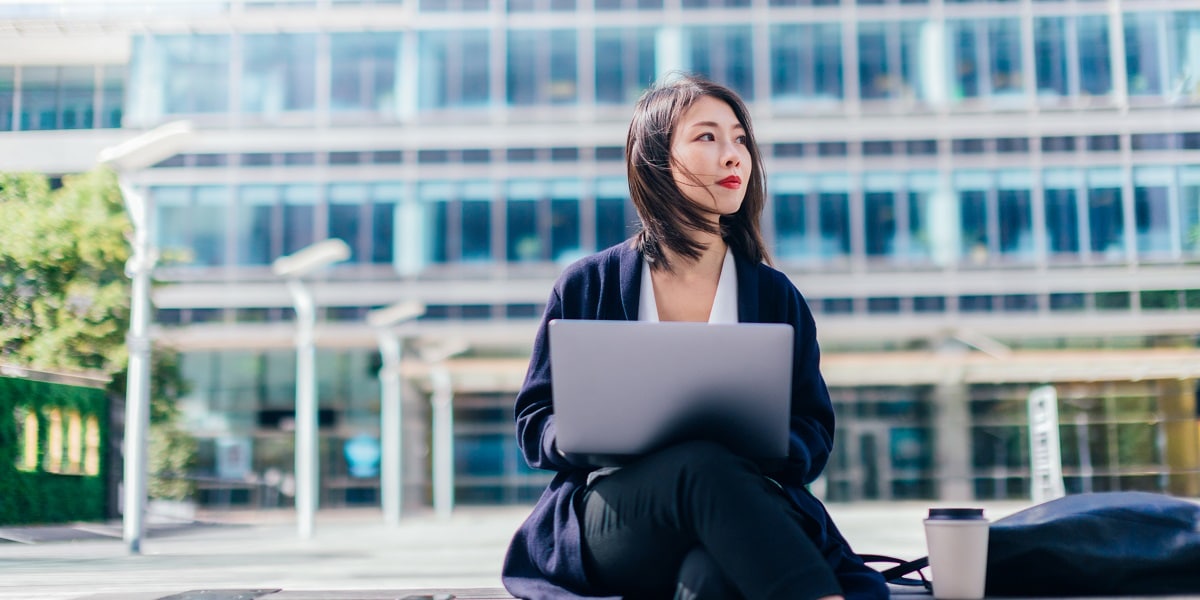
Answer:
[
  {"left": 697, "top": 133, "right": 715, "bottom": 141},
  {"left": 736, "top": 135, "right": 748, "bottom": 144}
]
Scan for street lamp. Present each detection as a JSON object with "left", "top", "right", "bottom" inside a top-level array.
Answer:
[
  {"left": 97, "top": 120, "right": 197, "bottom": 555},
  {"left": 272, "top": 238, "right": 350, "bottom": 539},
  {"left": 365, "top": 300, "right": 426, "bottom": 526},
  {"left": 416, "top": 339, "right": 469, "bottom": 520}
]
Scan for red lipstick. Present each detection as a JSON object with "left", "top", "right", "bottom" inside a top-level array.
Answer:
[{"left": 717, "top": 175, "right": 741, "bottom": 189}]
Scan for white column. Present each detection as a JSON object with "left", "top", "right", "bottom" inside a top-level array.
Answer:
[{"left": 430, "top": 365, "right": 455, "bottom": 520}]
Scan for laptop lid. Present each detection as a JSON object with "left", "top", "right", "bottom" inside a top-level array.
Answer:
[{"left": 549, "top": 319, "right": 793, "bottom": 466}]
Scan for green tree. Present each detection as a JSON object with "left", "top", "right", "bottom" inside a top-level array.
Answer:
[{"left": 0, "top": 169, "right": 195, "bottom": 501}]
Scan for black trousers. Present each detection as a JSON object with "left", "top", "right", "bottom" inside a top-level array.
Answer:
[{"left": 580, "top": 441, "right": 844, "bottom": 600}]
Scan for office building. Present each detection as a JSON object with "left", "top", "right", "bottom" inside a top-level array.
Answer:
[{"left": 3, "top": 0, "right": 1199, "bottom": 509}]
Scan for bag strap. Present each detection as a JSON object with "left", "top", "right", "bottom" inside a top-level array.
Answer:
[{"left": 859, "top": 554, "right": 931, "bottom": 590}]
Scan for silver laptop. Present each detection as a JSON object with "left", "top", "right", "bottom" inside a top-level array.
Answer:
[{"left": 549, "top": 319, "right": 794, "bottom": 467}]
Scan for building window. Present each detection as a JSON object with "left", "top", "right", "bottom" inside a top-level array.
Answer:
[
  {"left": 1181, "top": 166, "right": 1200, "bottom": 257},
  {"left": 1035, "top": 17, "right": 1069, "bottom": 99},
  {"left": 595, "top": 27, "right": 656, "bottom": 105},
  {"left": 686, "top": 25, "right": 755, "bottom": 100},
  {"left": 241, "top": 33, "right": 317, "bottom": 116},
  {"left": 905, "top": 139, "right": 937, "bottom": 156},
  {"left": 130, "top": 34, "right": 230, "bottom": 120},
  {"left": 997, "top": 171, "right": 1033, "bottom": 260},
  {"left": 0, "top": 67, "right": 14, "bottom": 131},
  {"left": 774, "top": 142, "right": 806, "bottom": 157},
  {"left": 1041, "top": 136, "right": 1076, "bottom": 153},
  {"left": 238, "top": 185, "right": 278, "bottom": 265},
  {"left": 153, "top": 186, "right": 229, "bottom": 267},
  {"left": 947, "top": 19, "right": 1025, "bottom": 103},
  {"left": 1125, "top": 13, "right": 1165, "bottom": 97},
  {"left": 18, "top": 66, "right": 95, "bottom": 130},
  {"left": 857, "top": 21, "right": 929, "bottom": 105},
  {"left": 507, "top": 29, "right": 577, "bottom": 106},
  {"left": 1078, "top": 16, "right": 1113, "bottom": 96},
  {"left": 1044, "top": 171, "right": 1082, "bottom": 258},
  {"left": 772, "top": 175, "right": 810, "bottom": 261},
  {"left": 864, "top": 173, "right": 899, "bottom": 258},
  {"left": 1087, "top": 169, "right": 1125, "bottom": 260},
  {"left": 330, "top": 32, "right": 402, "bottom": 117},
  {"left": 418, "top": 30, "right": 491, "bottom": 109},
  {"left": 596, "top": 177, "right": 635, "bottom": 250},
  {"left": 770, "top": 22, "right": 844, "bottom": 105},
  {"left": 817, "top": 176, "right": 851, "bottom": 259},
  {"left": 1133, "top": 167, "right": 1173, "bottom": 256}
]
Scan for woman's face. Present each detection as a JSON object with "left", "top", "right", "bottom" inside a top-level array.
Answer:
[{"left": 669, "top": 95, "right": 751, "bottom": 218}]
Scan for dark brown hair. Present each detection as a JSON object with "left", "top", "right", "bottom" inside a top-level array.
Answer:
[{"left": 625, "top": 74, "right": 770, "bottom": 272}]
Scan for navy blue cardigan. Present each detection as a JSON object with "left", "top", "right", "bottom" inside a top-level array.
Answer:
[{"left": 502, "top": 242, "right": 888, "bottom": 600}]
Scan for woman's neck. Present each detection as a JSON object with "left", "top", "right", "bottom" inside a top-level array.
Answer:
[{"left": 660, "top": 233, "right": 726, "bottom": 282}]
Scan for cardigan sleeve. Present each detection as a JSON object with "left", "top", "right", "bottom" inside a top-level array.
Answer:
[
  {"left": 513, "top": 285, "right": 578, "bottom": 472},
  {"left": 776, "top": 281, "right": 836, "bottom": 486}
]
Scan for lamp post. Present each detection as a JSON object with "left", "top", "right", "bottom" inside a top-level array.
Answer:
[
  {"left": 365, "top": 301, "right": 426, "bottom": 527},
  {"left": 97, "top": 120, "right": 196, "bottom": 555},
  {"left": 272, "top": 238, "right": 350, "bottom": 539},
  {"left": 417, "top": 340, "right": 469, "bottom": 520}
]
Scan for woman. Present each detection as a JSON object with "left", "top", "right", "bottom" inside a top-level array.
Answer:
[{"left": 501, "top": 75, "right": 887, "bottom": 600}]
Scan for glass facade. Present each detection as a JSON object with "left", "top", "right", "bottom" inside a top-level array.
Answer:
[{"left": 7, "top": 1, "right": 1199, "bottom": 508}]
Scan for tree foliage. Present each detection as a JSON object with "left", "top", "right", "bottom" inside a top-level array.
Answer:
[
  {"left": 0, "top": 169, "right": 195, "bottom": 501},
  {"left": 0, "top": 170, "right": 130, "bottom": 371}
]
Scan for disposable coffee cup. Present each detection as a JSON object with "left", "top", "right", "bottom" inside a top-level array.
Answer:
[{"left": 924, "top": 507, "right": 989, "bottom": 600}]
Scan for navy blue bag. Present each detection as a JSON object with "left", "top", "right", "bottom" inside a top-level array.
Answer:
[
  {"left": 871, "top": 492, "right": 1200, "bottom": 597},
  {"left": 985, "top": 492, "right": 1200, "bottom": 596}
]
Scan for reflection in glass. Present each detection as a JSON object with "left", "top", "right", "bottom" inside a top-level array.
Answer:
[{"left": 242, "top": 34, "right": 317, "bottom": 115}]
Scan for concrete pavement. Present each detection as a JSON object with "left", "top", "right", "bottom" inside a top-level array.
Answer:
[{"left": 0, "top": 500, "right": 1033, "bottom": 600}]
